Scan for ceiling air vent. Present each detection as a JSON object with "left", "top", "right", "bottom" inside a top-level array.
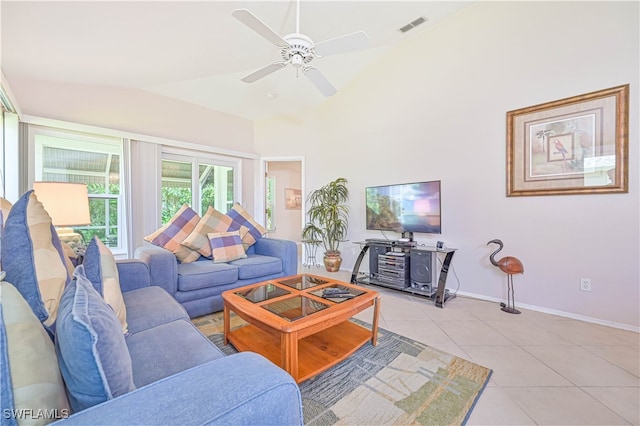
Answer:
[{"left": 399, "top": 16, "right": 427, "bottom": 33}]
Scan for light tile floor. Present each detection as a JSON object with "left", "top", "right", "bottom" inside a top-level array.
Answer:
[{"left": 308, "top": 268, "right": 640, "bottom": 425}]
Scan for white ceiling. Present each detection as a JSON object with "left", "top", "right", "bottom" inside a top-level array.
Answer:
[{"left": 1, "top": 1, "right": 471, "bottom": 121}]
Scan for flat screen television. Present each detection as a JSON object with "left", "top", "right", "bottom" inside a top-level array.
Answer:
[{"left": 365, "top": 180, "right": 441, "bottom": 235}]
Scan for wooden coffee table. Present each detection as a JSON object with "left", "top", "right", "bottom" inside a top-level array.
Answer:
[{"left": 222, "top": 274, "right": 380, "bottom": 383}]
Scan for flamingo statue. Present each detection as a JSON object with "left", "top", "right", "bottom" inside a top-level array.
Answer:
[{"left": 487, "top": 239, "right": 524, "bottom": 314}]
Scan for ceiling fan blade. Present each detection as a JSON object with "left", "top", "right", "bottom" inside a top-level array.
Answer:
[
  {"left": 232, "top": 9, "right": 288, "bottom": 47},
  {"left": 314, "top": 31, "right": 370, "bottom": 57},
  {"left": 304, "top": 67, "right": 337, "bottom": 97},
  {"left": 241, "top": 62, "right": 287, "bottom": 83}
]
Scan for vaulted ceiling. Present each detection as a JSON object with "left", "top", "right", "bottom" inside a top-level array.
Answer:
[{"left": 2, "top": 1, "right": 471, "bottom": 120}]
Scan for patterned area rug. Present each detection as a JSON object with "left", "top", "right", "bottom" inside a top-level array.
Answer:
[{"left": 193, "top": 313, "right": 492, "bottom": 426}]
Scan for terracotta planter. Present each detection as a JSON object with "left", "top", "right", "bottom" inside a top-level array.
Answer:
[{"left": 323, "top": 251, "right": 342, "bottom": 272}]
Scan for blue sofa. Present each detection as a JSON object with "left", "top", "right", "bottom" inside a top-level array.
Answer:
[
  {"left": 1, "top": 261, "right": 303, "bottom": 425},
  {"left": 135, "top": 237, "right": 298, "bottom": 318},
  {"left": 0, "top": 190, "right": 303, "bottom": 425}
]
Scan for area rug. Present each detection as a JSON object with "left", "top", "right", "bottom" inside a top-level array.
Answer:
[{"left": 193, "top": 313, "right": 492, "bottom": 426}]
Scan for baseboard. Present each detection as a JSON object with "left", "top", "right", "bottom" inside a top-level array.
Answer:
[
  {"left": 313, "top": 267, "right": 639, "bottom": 333},
  {"left": 455, "top": 290, "right": 639, "bottom": 333}
]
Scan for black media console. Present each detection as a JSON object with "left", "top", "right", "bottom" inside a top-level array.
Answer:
[{"left": 350, "top": 240, "right": 457, "bottom": 308}]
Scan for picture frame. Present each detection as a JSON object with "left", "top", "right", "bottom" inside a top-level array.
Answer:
[
  {"left": 506, "top": 84, "right": 629, "bottom": 196},
  {"left": 284, "top": 188, "right": 302, "bottom": 210}
]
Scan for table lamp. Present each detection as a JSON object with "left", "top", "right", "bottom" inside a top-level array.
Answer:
[{"left": 33, "top": 182, "right": 91, "bottom": 254}]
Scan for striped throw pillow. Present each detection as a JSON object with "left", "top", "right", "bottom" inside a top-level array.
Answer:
[
  {"left": 144, "top": 205, "right": 201, "bottom": 263},
  {"left": 84, "top": 237, "right": 128, "bottom": 334},
  {"left": 226, "top": 203, "right": 267, "bottom": 250},
  {"left": 2, "top": 191, "right": 70, "bottom": 327},
  {"left": 2, "top": 281, "right": 71, "bottom": 420},
  {"left": 207, "top": 231, "right": 247, "bottom": 263},
  {"left": 181, "top": 206, "right": 234, "bottom": 258}
]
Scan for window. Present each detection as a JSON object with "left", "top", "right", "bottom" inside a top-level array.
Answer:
[
  {"left": 33, "top": 128, "right": 126, "bottom": 251},
  {"left": 161, "top": 152, "right": 237, "bottom": 223},
  {"left": 266, "top": 176, "right": 276, "bottom": 231},
  {"left": 1, "top": 111, "right": 20, "bottom": 201}
]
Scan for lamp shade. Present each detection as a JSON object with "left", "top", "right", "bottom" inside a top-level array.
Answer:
[{"left": 33, "top": 182, "right": 91, "bottom": 226}]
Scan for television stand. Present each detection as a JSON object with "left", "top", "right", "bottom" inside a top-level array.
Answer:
[{"left": 350, "top": 240, "right": 456, "bottom": 308}]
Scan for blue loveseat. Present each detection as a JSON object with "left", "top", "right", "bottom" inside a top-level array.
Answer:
[
  {"left": 135, "top": 237, "right": 298, "bottom": 318},
  {"left": 0, "top": 191, "right": 303, "bottom": 425}
]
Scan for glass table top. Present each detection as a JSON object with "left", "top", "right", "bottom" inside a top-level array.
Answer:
[
  {"left": 235, "top": 283, "right": 290, "bottom": 303},
  {"left": 309, "top": 284, "right": 367, "bottom": 304},
  {"left": 278, "top": 275, "right": 329, "bottom": 290},
  {"left": 261, "top": 296, "right": 329, "bottom": 321}
]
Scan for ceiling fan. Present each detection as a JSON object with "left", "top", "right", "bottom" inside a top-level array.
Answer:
[{"left": 232, "top": 1, "right": 369, "bottom": 97}]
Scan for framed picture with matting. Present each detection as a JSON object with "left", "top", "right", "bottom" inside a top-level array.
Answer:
[{"left": 507, "top": 84, "right": 629, "bottom": 196}]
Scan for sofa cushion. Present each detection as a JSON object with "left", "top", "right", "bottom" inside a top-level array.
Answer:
[
  {"left": 181, "top": 206, "right": 239, "bottom": 258},
  {"left": 208, "top": 231, "right": 247, "bottom": 263},
  {"left": 122, "top": 286, "right": 189, "bottom": 334},
  {"left": 55, "top": 266, "right": 135, "bottom": 412},
  {"left": 1, "top": 281, "right": 70, "bottom": 423},
  {"left": 84, "top": 236, "right": 128, "bottom": 334},
  {"left": 125, "top": 319, "right": 225, "bottom": 388},
  {"left": 230, "top": 254, "right": 283, "bottom": 280},
  {"left": 177, "top": 261, "right": 238, "bottom": 292},
  {"left": 144, "top": 204, "right": 201, "bottom": 264},
  {"left": 226, "top": 203, "right": 267, "bottom": 250},
  {"left": 1, "top": 190, "right": 70, "bottom": 327}
]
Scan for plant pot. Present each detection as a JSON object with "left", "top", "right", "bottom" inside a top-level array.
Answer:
[{"left": 323, "top": 251, "right": 342, "bottom": 272}]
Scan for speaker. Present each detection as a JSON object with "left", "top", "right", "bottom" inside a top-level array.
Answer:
[
  {"left": 369, "top": 244, "right": 391, "bottom": 277},
  {"left": 410, "top": 250, "right": 432, "bottom": 284}
]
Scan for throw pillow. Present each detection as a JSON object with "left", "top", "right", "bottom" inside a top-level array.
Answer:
[
  {"left": 225, "top": 203, "right": 267, "bottom": 250},
  {"left": 181, "top": 206, "right": 234, "bottom": 258},
  {"left": 83, "top": 236, "right": 128, "bottom": 334},
  {"left": 0, "top": 304, "right": 14, "bottom": 426},
  {"left": 207, "top": 231, "right": 247, "bottom": 263},
  {"left": 1, "top": 281, "right": 71, "bottom": 423},
  {"left": 55, "top": 266, "right": 136, "bottom": 412},
  {"left": 1, "top": 190, "right": 70, "bottom": 327},
  {"left": 143, "top": 204, "right": 201, "bottom": 263}
]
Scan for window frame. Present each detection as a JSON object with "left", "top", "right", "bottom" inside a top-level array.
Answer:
[
  {"left": 161, "top": 147, "right": 241, "bottom": 219},
  {"left": 29, "top": 125, "right": 129, "bottom": 255}
]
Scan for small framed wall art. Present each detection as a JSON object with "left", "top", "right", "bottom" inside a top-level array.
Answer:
[
  {"left": 506, "top": 84, "right": 628, "bottom": 196},
  {"left": 285, "top": 188, "right": 302, "bottom": 209}
]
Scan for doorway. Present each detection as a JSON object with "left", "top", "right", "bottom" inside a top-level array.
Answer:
[{"left": 260, "top": 157, "right": 304, "bottom": 261}]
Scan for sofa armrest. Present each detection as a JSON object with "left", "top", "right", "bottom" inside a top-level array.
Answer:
[
  {"left": 116, "top": 259, "right": 151, "bottom": 292},
  {"left": 55, "top": 352, "right": 303, "bottom": 426},
  {"left": 134, "top": 244, "right": 178, "bottom": 296},
  {"left": 253, "top": 238, "right": 298, "bottom": 276}
]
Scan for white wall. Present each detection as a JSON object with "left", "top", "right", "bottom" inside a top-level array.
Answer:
[
  {"left": 7, "top": 78, "right": 254, "bottom": 153},
  {"left": 267, "top": 161, "right": 303, "bottom": 244},
  {"left": 255, "top": 2, "right": 640, "bottom": 329},
  {"left": 6, "top": 79, "right": 262, "bottom": 253}
]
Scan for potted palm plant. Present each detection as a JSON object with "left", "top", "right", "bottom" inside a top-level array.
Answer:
[{"left": 301, "top": 177, "right": 350, "bottom": 272}]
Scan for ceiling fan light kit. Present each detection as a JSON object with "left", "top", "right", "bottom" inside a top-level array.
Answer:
[
  {"left": 282, "top": 34, "right": 314, "bottom": 68},
  {"left": 232, "top": 2, "right": 369, "bottom": 97}
]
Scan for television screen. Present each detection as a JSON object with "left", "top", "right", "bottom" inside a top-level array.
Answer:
[{"left": 365, "top": 180, "right": 441, "bottom": 234}]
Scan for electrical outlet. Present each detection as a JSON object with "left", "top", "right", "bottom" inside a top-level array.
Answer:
[{"left": 580, "top": 278, "right": 592, "bottom": 292}]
